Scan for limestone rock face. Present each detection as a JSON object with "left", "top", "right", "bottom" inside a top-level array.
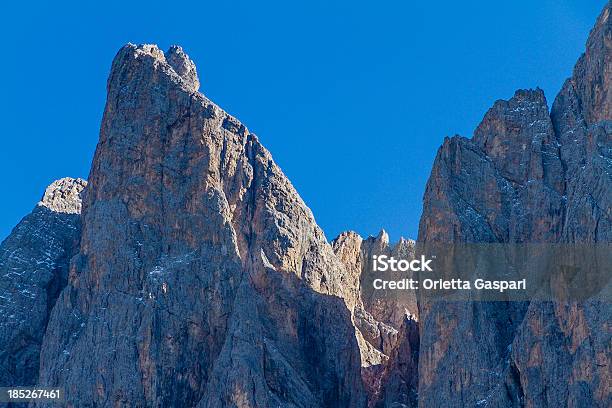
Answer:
[
  {"left": 0, "top": 178, "right": 86, "bottom": 388},
  {"left": 36, "top": 44, "right": 365, "bottom": 407},
  {"left": 1, "top": 4, "right": 610, "bottom": 408},
  {"left": 567, "top": 4, "right": 612, "bottom": 126},
  {"left": 331, "top": 230, "right": 418, "bottom": 405},
  {"left": 551, "top": 2, "right": 612, "bottom": 243},
  {"left": 420, "top": 88, "right": 565, "bottom": 245},
  {"left": 416, "top": 3, "right": 611, "bottom": 407},
  {"left": 331, "top": 230, "right": 416, "bottom": 358},
  {"left": 510, "top": 4, "right": 611, "bottom": 407}
]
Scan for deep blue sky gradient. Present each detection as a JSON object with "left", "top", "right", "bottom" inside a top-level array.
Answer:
[{"left": 0, "top": 0, "right": 604, "bottom": 242}]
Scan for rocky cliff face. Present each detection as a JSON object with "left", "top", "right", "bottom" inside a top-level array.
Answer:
[
  {"left": 33, "top": 44, "right": 364, "bottom": 407},
  {"left": 0, "top": 4, "right": 609, "bottom": 408},
  {"left": 416, "top": 3, "right": 611, "bottom": 407},
  {"left": 0, "top": 178, "right": 86, "bottom": 388}
]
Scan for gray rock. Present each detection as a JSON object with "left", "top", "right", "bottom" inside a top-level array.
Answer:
[
  {"left": 36, "top": 44, "right": 365, "bottom": 407},
  {"left": 38, "top": 178, "right": 87, "bottom": 215},
  {"left": 372, "top": 316, "right": 419, "bottom": 408},
  {"left": 165, "top": 45, "right": 200, "bottom": 92},
  {"left": 332, "top": 230, "right": 418, "bottom": 404},
  {"left": 0, "top": 178, "right": 85, "bottom": 388},
  {"left": 0, "top": 4, "right": 609, "bottom": 408},
  {"left": 415, "top": 3, "right": 611, "bottom": 407}
]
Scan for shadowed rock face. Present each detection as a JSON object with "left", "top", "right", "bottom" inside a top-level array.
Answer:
[
  {"left": 373, "top": 316, "right": 419, "bottom": 408},
  {"left": 0, "top": 178, "right": 86, "bottom": 388},
  {"left": 416, "top": 3, "right": 611, "bottom": 407},
  {"left": 35, "top": 44, "right": 365, "bottom": 407}
]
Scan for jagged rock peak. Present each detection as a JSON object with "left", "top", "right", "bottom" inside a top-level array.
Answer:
[
  {"left": 394, "top": 236, "right": 416, "bottom": 254},
  {"left": 37, "top": 177, "right": 87, "bottom": 214},
  {"left": 331, "top": 230, "right": 363, "bottom": 245},
  {"left": 332, "top": 230, "right": 415, "bottom": 255},
  {"left": 471, "top": 87, "right": 558, "bottom": 187},
  {"left": 396, "top": 236, "right": 415, "bottom": 246},
  {"left": 165, "top": 45, "right": 200, "bottom": 91},
  {"left": 513, "top": 87, "right": 546, "bottom": 102},
  {"left": 37, "top": 42, "right": 366, "bottom": 407},
  {"left": 373, "top": 229, "right": 390, "bottom": 245},
  {"left": 416, "top": 5, "right": 611, "bottom": 406},
  {"left": 111, "top": 43, "right": 200, "bottom": 93},
  {"left": 566, "top": 1, "right": 611, "bottom": 125},
  {"left": 474, "top": 88, "right": 550, "bottom": 143}
]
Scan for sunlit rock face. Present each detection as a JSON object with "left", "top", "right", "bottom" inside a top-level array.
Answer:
[
  {"left": 35, "top": 44, "right": 365, "bottom": 407},
  {"left": 416, "top": 3, "right": 611, "bottom": 407}
]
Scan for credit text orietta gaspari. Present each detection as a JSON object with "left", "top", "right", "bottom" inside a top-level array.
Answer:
[{"left": 371, "top": 255, "right": 526, "bottom": 293}]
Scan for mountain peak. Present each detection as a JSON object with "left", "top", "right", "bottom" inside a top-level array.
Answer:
[
  {"left": 564, "top": 1, "right": 612, "bottom": 125},
  {"left": 165, "top": 45, "right": 200, "bottom": 91},
  {"left": 38, "top": 177, "right": 87, "bottom": 214},
  {"left": 375, "top": 229, "right": 390, "bottom": 245},
  {"left": 591, "top": 1, "right": 611, "bottom": 40},
  {"left": 109, "top": 43, "right": 200, "bottom": 94}
]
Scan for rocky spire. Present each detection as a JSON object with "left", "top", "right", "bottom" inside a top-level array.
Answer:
[
  {"left": 561, "top": 2, "right": 611, "bottom": 126},
  {"left": 165, "top": 45, "right": 200, "bottom": 92},
  {"left": 37, "top": 44, "right": 365, "bottom": 407}
]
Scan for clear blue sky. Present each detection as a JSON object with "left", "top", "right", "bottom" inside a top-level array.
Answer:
[{"left": 0, "top": 0, "right": 604, "bottom": 243}]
